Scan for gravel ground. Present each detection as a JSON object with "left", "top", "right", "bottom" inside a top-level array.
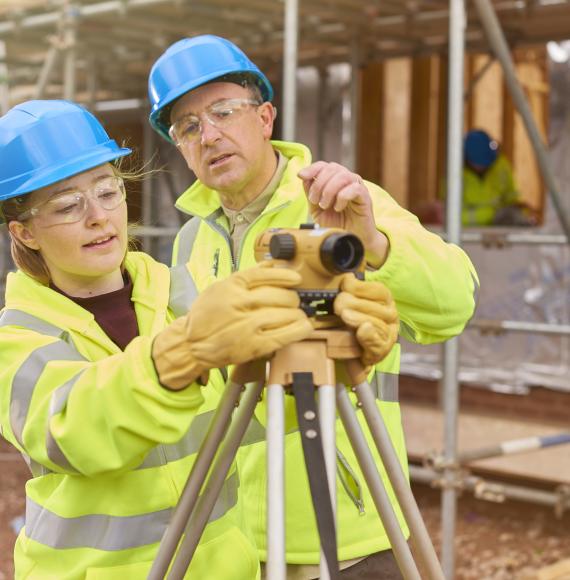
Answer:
[{"left": 1, "top": 439, "right": 569, "bottom": 579}]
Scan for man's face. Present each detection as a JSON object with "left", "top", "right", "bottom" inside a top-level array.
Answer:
[{"left": 170, "top": 82, "right": 275, "bottom": 199}]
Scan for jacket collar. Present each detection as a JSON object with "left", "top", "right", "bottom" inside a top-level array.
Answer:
[
  {"left": 174, "top": 140, "right": 312, "bottom": 219},
  {"left": 3, "top": 252, "right": 170, "bottom": 341}
]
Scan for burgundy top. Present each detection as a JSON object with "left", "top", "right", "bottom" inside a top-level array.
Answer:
[{"left": 51, "top": 272, "right": 139, "bottom": 350}]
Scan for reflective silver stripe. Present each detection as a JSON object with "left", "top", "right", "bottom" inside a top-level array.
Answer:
[
  {"left": 168, "top": 264, "right": 199, "bottom": 318},
  {"left": 370, "top": 372, "right": 399, "bottom": 402},
  {"left": 239, "top": 374, "right": 399, "bottom": 449},
  {"left": 400, "top": 320, "right": 417, "bottom": 342},
  {"left": 470, "top": 272, "right": 480, "bottom": 314},
  {"left": 209, "top": 468, "right": 239, "bottom": 522},
  {"left": 472, "top": 272, "right": 480, "bottom": 307},
  {"left": 137, "top": 410, "right": 215, "bottom": 469},
  {"left": 240, "top": 416, "right": 299, "bottom": 448},
  {"left": 45, "top": 434, "right": 77, "bottom": 473},
  {"left": 1, "top": 309, "right": 86, "bottom": 470},
  {"left": 0, "top": 309, "right": 70, "bottom": 340},
  {"left": 174, "top": 216, "right": 202, "bottom": 266},
  {"left": 45, "top": 374, "right": 85, "bottom": 472},
  {"left": 25, "top": 471, "right": 239, "bottom": 550},
  {"left": 10, "top": 341, "right": 85, "bottom": 447},
  {"left": 240, "top": 415, "right": 268, "bottom": 446},
  {"left": 463, "top": 272, "right": 481, "bottom": 330},
  {"left": 49, "top": 374, "right": 84, "bottom": 418},
  {"left": 22, "top": 454, "right": 51, "bottom": 478}
]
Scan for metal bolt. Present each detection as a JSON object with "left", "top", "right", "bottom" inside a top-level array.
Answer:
[
  {"left": 304, "top": 410, "right": 316, "bottom": 420},
  {"left": 306, "top": 429, "right": 318, "bottom": 439}
]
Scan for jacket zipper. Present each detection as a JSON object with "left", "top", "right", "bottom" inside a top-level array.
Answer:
[
  {"left": 203, "top": 216, "right": 236, "bottom": 271},
  {"left": 336, "top": 448, "right": 365, "bottom": 515}
]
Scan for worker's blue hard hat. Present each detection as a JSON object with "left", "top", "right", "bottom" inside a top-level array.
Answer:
[
  {"left": 0, "top": 100, "right": 131, "bottom": 203},
  {"left": 464, "top": 129, "right": 498, "bottom": 168},
  {"left": 148, "top": 34, "right": 273, "bottom": 143}
]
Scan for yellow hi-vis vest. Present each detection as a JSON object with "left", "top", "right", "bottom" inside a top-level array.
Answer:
[
  {"left": 172, "top": 140, "right": 479, "bottom": 563},
  {"left": 462, "top": 154, "right": 520, "bottom": 226},
  {"left": 0, "top": 252, "right": 259, "bottom": 580}
]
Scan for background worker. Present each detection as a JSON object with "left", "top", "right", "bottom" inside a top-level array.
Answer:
[
  {"left": 0, "top": 99, "right": 317, "bottom": 579},
  {"left": 147, "top": 34, "right": 479, "bottom": 579},
  {"left": 461, "top": 129, "right": 535, "bottom": 226}
]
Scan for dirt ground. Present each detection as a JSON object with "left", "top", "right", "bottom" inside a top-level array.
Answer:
[
  {"left": 1, "top": 439, "right": 569, "bottom": 579},
  {"left": 0, "top": 440, "right": 27, "bottom": 580},
  {"left": 413, "top": 483, "right": 570, "bottom": 579}
]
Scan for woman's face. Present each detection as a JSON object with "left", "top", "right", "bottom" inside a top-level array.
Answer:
[{"left": 9, "top": 164, "right": 128, "bottom": 296}]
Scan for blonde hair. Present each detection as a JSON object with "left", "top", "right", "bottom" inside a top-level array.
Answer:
[{"left": 0, "top": 161, "right": 144, "bottom": 285}]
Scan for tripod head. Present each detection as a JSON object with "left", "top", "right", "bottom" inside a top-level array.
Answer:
[{"left": 254, "top": 224, "right": 365, "bottom": 322}]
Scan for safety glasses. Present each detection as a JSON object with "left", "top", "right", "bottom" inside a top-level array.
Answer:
[
  {"left": 169, "top": 98, "right": 261, "bottom": 146},
  {"left": 17, "top": 175, "right": 126, "bottom": 226}
]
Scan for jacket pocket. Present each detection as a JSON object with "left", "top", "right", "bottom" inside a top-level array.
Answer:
[
  {"left": 85, "top": 526, "right": 260, "bottom": 580},
  {"left": 187, "top": 525, "right": 260, "bottom": 580}
]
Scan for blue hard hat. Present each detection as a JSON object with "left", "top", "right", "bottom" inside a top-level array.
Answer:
[
  {"left": 464, "top": 129, "right": 499, "bottom": 168},
  {"left": 148, "top": 34, "right": 273, "bottom": 143},
  {"left": 0, "top": 100, "right": 131, "bottom": 203}
]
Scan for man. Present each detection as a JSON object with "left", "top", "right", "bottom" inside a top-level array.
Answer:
[
  {"left": 461, "top": 129, "right": 534, "bottom": 226},
  {"left": 147, "top": 34, "right": 479, "bottom": 579}
]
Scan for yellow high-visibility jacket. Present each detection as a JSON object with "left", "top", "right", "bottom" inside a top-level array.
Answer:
[
  {"left": 462, "top": 154, "right": 520, "bottom": 226},
  {"left": 0, "top": 252, "right": 259, "bottom": 580},
  {"left": 172, "top": 141, "right": 479, "bottom": 564}
]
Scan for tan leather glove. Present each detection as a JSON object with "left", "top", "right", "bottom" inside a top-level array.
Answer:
[
  {"left": 334, "top": 274, "right": 399, "bottom": 366},
  {"left": 152, "top": 265, "right": 313, "bottom": 390}
]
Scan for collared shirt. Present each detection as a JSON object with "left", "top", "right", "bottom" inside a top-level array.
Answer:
[{"left": 221, "top": 150, "right": 288, "bottom": 261}]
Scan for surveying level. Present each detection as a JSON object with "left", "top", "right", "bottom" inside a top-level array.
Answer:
[
  {"left": 149, "top": 225, "right": 445, "bottom": 580},
  {"left": 254, "top": 224, "right": 364, "bottom": 317}
]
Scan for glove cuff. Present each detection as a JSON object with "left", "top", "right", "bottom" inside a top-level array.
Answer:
[{"left": 151, "top": 333, "right": 207, "bottom": 391}]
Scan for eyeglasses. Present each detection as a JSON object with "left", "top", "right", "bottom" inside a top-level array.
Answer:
[
  {"left": 18, "top": 175, "right": 126, "bottom": 226},
  {"left": 169, "top": 98, "right": 261, "bottom": 146}
]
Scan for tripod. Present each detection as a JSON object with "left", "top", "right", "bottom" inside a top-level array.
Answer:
[{"left": 148, "top": 322, "right": 445, "bottom": 580}]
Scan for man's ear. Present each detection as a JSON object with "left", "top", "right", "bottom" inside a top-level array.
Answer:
[
  {"left": 259, "top": 102, "right": 276, "bottom": 140},
  {"left": 8, "top": 221, "right": 41, "bottom": 250}
]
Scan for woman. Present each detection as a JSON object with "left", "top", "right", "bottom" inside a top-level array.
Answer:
[{"left": 0, "top": 99, "right": 313, "bottom": 579}]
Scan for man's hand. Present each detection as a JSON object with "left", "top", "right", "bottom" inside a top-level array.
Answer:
[
  {"left": 334, "top": 274, "right": 399, "bottom": 367},
  {"left": 298, "top": 161, "right": 389, "bottom": 268}
]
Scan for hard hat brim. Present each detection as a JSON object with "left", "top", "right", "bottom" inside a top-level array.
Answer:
[{"left": 0, "top": 143, "right": 131, "bottom": 203}]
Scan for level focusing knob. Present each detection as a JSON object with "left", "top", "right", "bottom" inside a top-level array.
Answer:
[{"left": 269, "top": 233, "right": 296, "bottom": 260}]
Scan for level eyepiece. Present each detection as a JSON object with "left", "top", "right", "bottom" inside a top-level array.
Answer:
[{"left": 320, "top": 233, "right": 364, "bottom": 274}]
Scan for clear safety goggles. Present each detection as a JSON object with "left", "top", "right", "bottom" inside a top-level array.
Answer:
[
  {"left": 18, "top": 175, "right": 126, "bottom": 226},
  {"left": 169, "top": 98, "right": 261, "bottom": 146}
]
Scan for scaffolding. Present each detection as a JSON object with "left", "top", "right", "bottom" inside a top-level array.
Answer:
[{"left": 1, "top": 1, "right": 569, "bottom": 578}]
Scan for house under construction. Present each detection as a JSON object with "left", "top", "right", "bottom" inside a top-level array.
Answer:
[{"left": 0, "top": 1, "right": 569, "bottom": 578}]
